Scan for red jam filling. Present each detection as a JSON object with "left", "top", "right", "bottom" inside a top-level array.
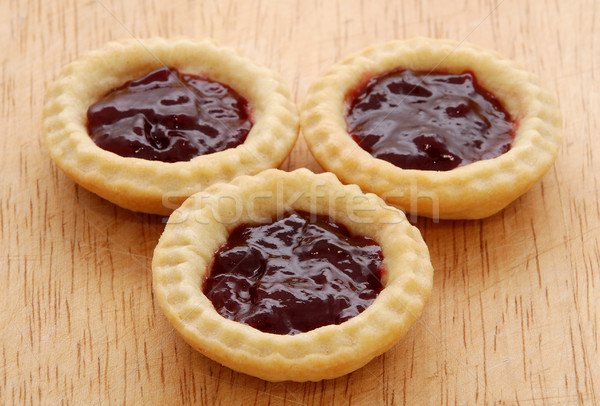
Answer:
[
  {"left": 346, "top": 69, "right": 515, "bottom": 171},
  {"left": 203, "top": 211, "right": 384, "bottom": 335},
  {"left": 87, "top": 67, "right": 252, "bottom": 162}
]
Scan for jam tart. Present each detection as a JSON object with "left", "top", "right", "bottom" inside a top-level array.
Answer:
[
  {"left": 152, "top": 169, "right": 433, "bottom": 382},
  {"left": 301, "top": 38, "right": 562, "bottom": 219},
  {"left": 43, "top": 38, "right": 299, "bottom": 215}
]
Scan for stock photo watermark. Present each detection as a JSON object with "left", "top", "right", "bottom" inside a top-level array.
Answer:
[{"left": 160, "top": 178, "right": 441, "bottom": 225}]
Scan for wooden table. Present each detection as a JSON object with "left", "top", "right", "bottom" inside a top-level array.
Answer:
[{"left": 2, "top": 0, "right": 598, "bottom": 404}]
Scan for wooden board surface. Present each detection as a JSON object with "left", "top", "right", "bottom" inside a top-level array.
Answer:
[{"left": 1, "top": 0, "right": 599, "bottom": 404}]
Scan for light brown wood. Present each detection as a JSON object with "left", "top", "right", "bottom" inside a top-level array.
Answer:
[{"left": 1, "top": 0, "right": 598, "bottom": 404}]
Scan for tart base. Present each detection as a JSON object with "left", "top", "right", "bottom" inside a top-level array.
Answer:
[
  {"left": 300, "top": 38, "right": 562, "bottom": 219},
  {"left": 152, "top": 168, "right": 433, "bottom": 381},
  {"left": 43, "top": 37, "right": 299, "bottom": 215}
]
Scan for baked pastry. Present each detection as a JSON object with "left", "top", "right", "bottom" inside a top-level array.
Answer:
[
  {"left": 152, "top": 169, "right": 433, "bottom": 381},
  {"left": 43, "top": 38, "right": 299, "bottom": 215},
  {"left": 301, "top": 38, "right": 562, "bottom": 219}
]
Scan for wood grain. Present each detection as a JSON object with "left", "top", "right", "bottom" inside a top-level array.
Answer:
[{"left": 1, "top": 0, "right": 598, "bottom": 404}]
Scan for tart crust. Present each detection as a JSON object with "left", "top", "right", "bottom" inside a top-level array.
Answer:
[
  {"left": 152, "top": 168, "right": 433, "bottom": 382},
  {"left": 43, "top": 38, "right": 299, "bottom": 215},
  {"left": 300, "top": 38, "right": 562, "bottom": 219}
]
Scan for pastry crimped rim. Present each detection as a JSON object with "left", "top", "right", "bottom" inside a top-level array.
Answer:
[
  {"left": 300, "top": 38, "right": 562, "bottom": 219},
  {"left": 152, "top": 168, "right": 433, "bottom": 382},
  {"left": 43, "top": 37, "right": 299, "bottom": 215}
]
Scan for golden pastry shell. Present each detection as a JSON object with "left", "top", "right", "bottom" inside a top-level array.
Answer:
[
  {"left": 43, "top": 37, "right": 299, "bottom": 215},
  {"left": 301, "top": 38, "right": 562, "bottom": 219},
  {"left": 152, "top": 168, "right": 433, "bottom": 381}
]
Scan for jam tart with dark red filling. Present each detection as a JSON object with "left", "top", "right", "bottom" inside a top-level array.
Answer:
[
  {"left": 152, "top": 169, "right": 433, "bottom": 382},
  {"left": 301, "top": 38, "right": 562, "bottom": 219},
  {"left": 43, "top": 38, "right": 299, "bottom": 215}
]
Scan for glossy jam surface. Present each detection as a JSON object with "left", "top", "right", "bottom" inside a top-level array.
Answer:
[
  {"left": 203, "top": 211, "right": 384, "bottom": 335},
  {"left": 87, "top": 67, "right": 252, "bottom": 162},
  {"left": 346, "top": 70, "right": 515, "bottom": 171}
]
